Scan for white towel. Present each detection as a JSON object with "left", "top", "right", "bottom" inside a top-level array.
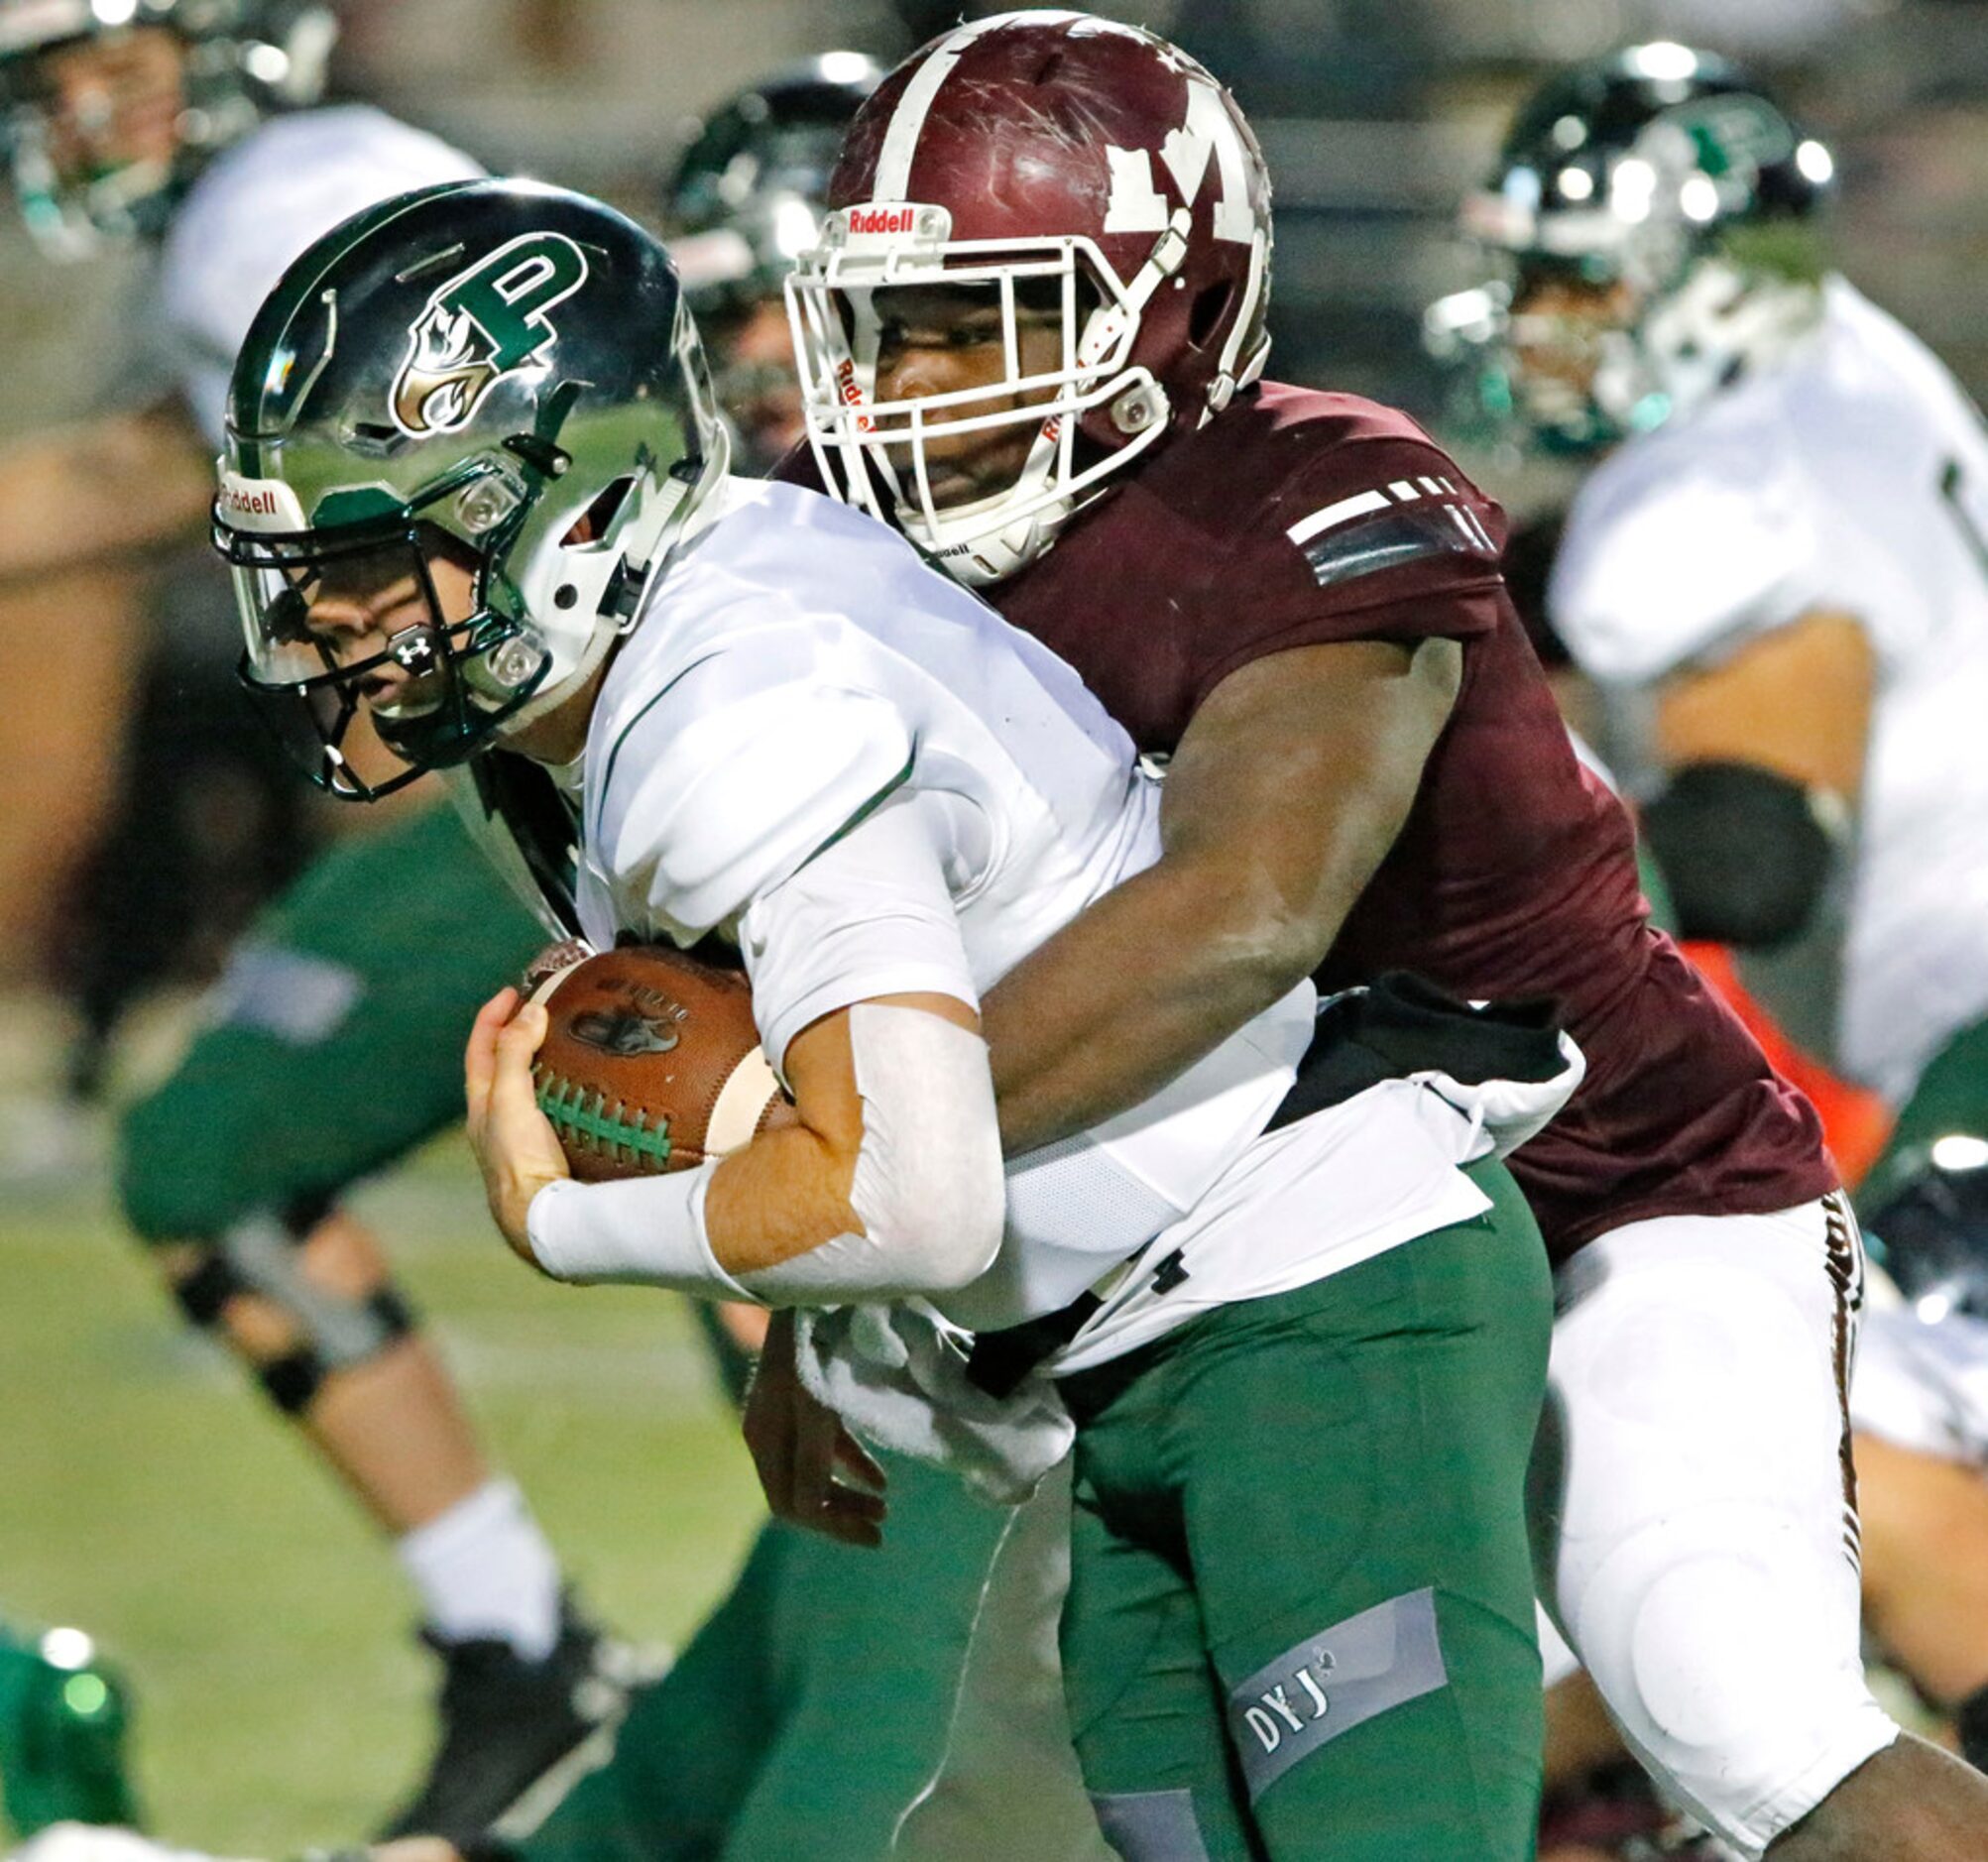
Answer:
[{"left": 793, "top": 1302, "right": 1074, "bottom": 1505}]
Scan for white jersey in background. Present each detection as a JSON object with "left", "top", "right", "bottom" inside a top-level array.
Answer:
[
  {"left": 1855, "top": 1299, "right": 1988, "bottom": 1465},
  {"left": 159, "top": 104, "right": 482, "bottom": 445},
  {"left": 561, "top": 479, "right": 1572, "bottom": 1371},
  {"left": 1551, "top": 277, "right": 1988, "bottom": 1105}
]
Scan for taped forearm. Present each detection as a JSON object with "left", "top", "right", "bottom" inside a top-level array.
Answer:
[
  {"left": 739, "top": 1004, "right": 1003, "bottom": 1302},
  {"left": 525, "top": 1163, "right": 747, "bottom": 1294},
  {"left": 526, "top": 1005, "right": 1003, "bottom": 1305}
]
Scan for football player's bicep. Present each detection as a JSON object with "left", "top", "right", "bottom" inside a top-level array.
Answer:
[
  {"left": 1159, "top": 637, "right": 1462, "bottom": 966},
  {"left": 1654, "top": 610, "right": 1874, "bottom": 804}
]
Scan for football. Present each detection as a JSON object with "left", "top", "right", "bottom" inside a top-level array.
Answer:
[{"left": 525, "top": 942, "right": 781, "bottom": 1182}]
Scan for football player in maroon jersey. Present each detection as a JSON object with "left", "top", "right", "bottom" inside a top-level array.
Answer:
[{"left": 771, "top": 11, "right": 1988, "bottom": 1860}]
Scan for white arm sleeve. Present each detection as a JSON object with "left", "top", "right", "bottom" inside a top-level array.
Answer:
[
  {"left": 738, "top": 1002, "right": 1004, "bottom": 1303},
  {"left": 526, "top": 794, "right": 1002, "bottom": 1305},
  {"left": 525, "top": 1005, "right": 1002, "bottom": 1306}
]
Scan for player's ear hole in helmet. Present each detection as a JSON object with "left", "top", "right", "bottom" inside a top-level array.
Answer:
[{"left": 213, "top": 178, "right": 730, "bottom": 801}]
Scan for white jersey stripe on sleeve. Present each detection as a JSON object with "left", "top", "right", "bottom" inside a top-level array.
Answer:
[{"left": 1286, "top": 489, "right": 1390, "bottom": 546}]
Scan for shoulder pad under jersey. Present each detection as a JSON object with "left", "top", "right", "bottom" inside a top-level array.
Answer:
[
  {"left": 589, "top": 656, "right": 915, "bottom": 942},
  {"left": 1550, "top": 414, "right": 1819, "bottom": 685}
]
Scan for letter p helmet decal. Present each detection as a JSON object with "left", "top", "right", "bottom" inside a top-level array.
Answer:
[{"left": 392, "top": 232, "right": 589, "bottom": 437}]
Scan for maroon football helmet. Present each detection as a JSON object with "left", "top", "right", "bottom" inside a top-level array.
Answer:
[{"left": 785, "top": 11, "right": 1273, "bottom": 584}]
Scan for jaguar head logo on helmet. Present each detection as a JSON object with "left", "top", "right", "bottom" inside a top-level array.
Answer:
[
  {"left": 784, "top": 10, "right": 1273, "bottom": 586},
  {"left": 1430, "top": 42, "right": 1835, "bottom": 455},
  {"left": 212, "top": 178, "right": 729, "bottom": 800}
]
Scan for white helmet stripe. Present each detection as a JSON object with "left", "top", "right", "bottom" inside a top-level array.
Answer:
[{"left": 872, "top": 10, "right": 1084, "bottom": 202}]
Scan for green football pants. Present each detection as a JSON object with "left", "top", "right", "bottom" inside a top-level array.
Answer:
[
  {"left": 1057, "top": 1159, "right": 1552, "bottom": 1862},
  {"left": 504, "top": 1450, "right": 1031, "bottom": 1862},
  {"left": 118, "top": 800, "right": 548, "bottom": 1243}
]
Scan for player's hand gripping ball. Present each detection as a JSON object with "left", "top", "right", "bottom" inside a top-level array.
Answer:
[{"left": 523, "top": 942, "right": 782, "bottom": 1180}]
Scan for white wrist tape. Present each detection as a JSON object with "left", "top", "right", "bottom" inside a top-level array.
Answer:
[
  {"left": 525, "top": 1164, "right": 751, "bottom": 1297},
  {"left": 739, "top": 1003, "right": 1004, "bottom": 1305}
]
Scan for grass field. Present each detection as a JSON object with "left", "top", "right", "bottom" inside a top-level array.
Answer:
[{"left": 0, "top": 994, "right": 765, "bottom": 1858}]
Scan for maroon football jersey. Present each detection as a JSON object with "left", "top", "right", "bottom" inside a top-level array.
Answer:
[{"left": 785, "top": 382, "right": 1834, "bottom": 1258}]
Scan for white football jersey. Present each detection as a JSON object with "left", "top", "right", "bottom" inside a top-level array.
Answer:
[
  {"left": 1551, "top": 279, "right": 1988, "bottom": 1103},
  {"left": 159, "top": 105, "right": 482, "bottom": 445},
  {"left": 1854, "top": 1302, "right": 1988, "bottom": 1465},
  {"left": 564, "top": 478, "right": 1520, "bottom": 1347}
]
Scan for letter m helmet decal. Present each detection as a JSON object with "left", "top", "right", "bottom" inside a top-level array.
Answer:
[{"left": 391, "top": 232, "right": 589, "bottom": 437}]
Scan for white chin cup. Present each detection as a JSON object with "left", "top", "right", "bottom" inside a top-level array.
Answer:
[
  {"left": 739, "top": 1003, "right": 1003, "bottom": 1304},
  {"left": 897, "top": 481, "right": 1075, "bottom": 588}
]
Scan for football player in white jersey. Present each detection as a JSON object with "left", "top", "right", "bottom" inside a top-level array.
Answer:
[
  {"left": 0, "top": 5, "right": 642, "bottom": 1841},
  {"left": 1448, "top": 40, "right": 1988, "bottom": 1853},
  {"left": 1459, "top": 42, "right": 1988, "bottom": 1222},
  {"left": 211, "top": 176, "right": 1583, "bottom": 1862}
]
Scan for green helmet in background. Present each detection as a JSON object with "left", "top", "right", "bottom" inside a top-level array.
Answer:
[
  {"left": 214, "top": 177, "right": 729, "bottom": 799},
  {"left": 1434, "top": 42, "right": 1835, "bottom": 453},
  {"left": 0, "top": 0, "right": 336, "bottom": 254},
  {"left": 662, "top": 52, "right": 883, "bottom": 310},
  {"left": 0, "top": 1615, "right": 140, "bottom": 1837},
  {"left": 661, "top": 52, "right": 881, "bottom": 473}
]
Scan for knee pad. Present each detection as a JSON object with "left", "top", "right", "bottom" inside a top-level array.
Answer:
[
  {"left": 169, "top": 1208, "right": 417, "bottom": 1416},
  {"left": 1624, "top": 1549, "right": 1823, "bottom": 1755},
  {"left": 1567, "top": 1504, "right": 1890, "bottom": 1853}
]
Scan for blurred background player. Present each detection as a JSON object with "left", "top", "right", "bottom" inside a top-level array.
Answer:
[
  {"left": 662, "top": 51, "right": 880, "bottom": 475},
  {"left": 0, "top": 4, "right": 639, "bottom": 1841},
  {"left": 13, "top": 29, "right": 902, "bottom": 1843},
  {"left": 1459, "top": 43, "right": 1988, "bottom": 1228},
  {"left": 1439, "top": 44, "right": 1988, "bottom": 1853}
]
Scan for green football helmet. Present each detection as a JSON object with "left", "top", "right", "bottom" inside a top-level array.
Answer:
[
  {"left": 662, "top": 52, "right": 882, "bottom": 309},
  {"left": 0, "top": 0, "right": 335, "bottom": 255},
  {"left": 1442, "top": 42, "right": 1835, "bottom": 453},
  {"left": 213, "top": 177, "right": 729, "bottom": 799},
  {"left": 662, "top": 54, "right": 881, "bottom": 472}
]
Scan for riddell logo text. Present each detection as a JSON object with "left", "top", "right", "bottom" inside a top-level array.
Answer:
[
  {"left": 847, "top": 205, "right": 916, "bottom": 236},
  {"left": 834, "top": 359, "right": 877, "bottom": 433},
  {"left": 221, "top": 484, "right": 282, "bottom": 518}
]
